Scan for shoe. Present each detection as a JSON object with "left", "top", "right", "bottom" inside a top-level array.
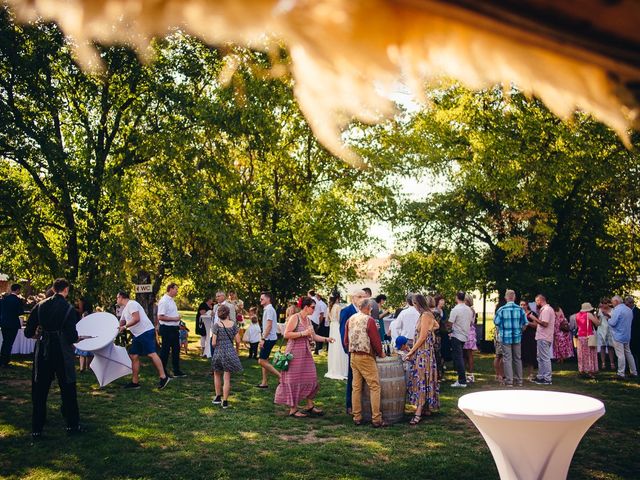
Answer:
[
  {"left": 255, "top": 384, "right": 269, "bottom": 389},
  {"left": 353, "top": 419, "right": 364, "bottom": 426},
  {"left": 516, "top": 383, "right": 523, "bottom": 387},
  {"left": 534, "top": 378, "right": 552, "bottom": 385},
  {"left": 615, "top": 375, "right": 626, "bottom": 381},
  {"left": 450, "top": 381, "right": 467, "bottom": 388},
  {"left": 222, "top": 400, "right": 229, "bottom": 409},
  {"left": 372, "top": 421, "right": 389, "bottom": 428},
  {"left": 158, "top": 376, "right": 171, "bottom": 390},
  {"left": 173, "top": 371, "right": 187, "bottom": 378},
  {"left": 66, "top": 425, "right": 86, "bottom": 436},
  {"left": 531, "top": 376, "right": 542, "bottom": 383},
  {"left": 123, "top": 382, "right": 140, "bottom": 390},
  {"left": 212, "top": 395, "right": 222, "bottom": 405},
  {"left": 466, "top": 374, "right": 475, "bottom": 383},
  {"left": 505, "top": 383, "right": 513, "bottom": 387}
]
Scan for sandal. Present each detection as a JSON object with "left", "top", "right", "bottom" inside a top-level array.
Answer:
[
  {"left": 288, "top": 410, "right": 308, "bottom": 418},
  {"left": 304, "top": 406, "right": 325, "bottom": 417},
  {"left": 409, "top": 415, "right": 422, "bottom": 426}
]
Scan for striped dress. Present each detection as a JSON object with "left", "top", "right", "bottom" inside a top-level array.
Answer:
[{"left": 274, "top": 316, "right": 319, "bottom": 407}]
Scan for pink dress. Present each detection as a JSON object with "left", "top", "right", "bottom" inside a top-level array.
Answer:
[
  {"left": 553, "top": 310, "right": 574, "bottom": 360},
  {"left": 274, "top": 315, "right": 319, "bottom": 407},
  {"left": 464, "top": 311, "right": 478, "bottom": 350},
  {"left": 576, "top": 312, "right": 598, "bottom": 374}
]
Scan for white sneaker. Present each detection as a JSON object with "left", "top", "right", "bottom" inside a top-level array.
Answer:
[
  {"left": 466, "top": 374, "right": 475, "bottom": 383},
  {"left": 451, "top": 381, "right": 467, "bottom": 388}
]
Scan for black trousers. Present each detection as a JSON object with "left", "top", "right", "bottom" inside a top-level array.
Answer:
[
  {"left": 314, "top": 324, "right": 330, "bottom": 353},
  {"left": 32, "top": 356, "right": 79, "bottom": 433},
  {"left": 249, "top": 342, "right": 259, "bottom": 358},
  {"left": 0, "top": 326, "right": 19, "bottom": 366},
  {"left": 159, "top": 325, "right": 181, "bottom": 374},
  {"left": 451, "top": 337, "right": 467, "bottom": 384}
]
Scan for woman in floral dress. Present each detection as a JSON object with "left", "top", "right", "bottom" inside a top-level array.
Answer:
[
  {"left": 406, "top": 294, "right": 440, "bottom": 425},
  {"left": 553, "top": 306, "right": 574, "bottom": 362},
  {"left": 575, "top": 302, "right": 600, "bottom": 378}
]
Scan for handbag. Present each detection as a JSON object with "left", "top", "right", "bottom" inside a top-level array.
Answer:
[
  {"left": 587, "top": 334, "right": 597, "bottom": 347},
  {"left": 272, "top": 316, "right": 300, "bottom": 372},
  {"left": 559, "top": 319, "right": 570, "bottom": 332}
]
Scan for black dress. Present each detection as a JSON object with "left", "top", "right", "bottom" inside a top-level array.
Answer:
[{"left": 195, "top": 301, "right": 209, "bottom": 337}]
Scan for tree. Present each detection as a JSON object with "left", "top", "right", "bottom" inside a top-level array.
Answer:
[{"left": 396, "top": 83, "right": 640, "bottom": 311}]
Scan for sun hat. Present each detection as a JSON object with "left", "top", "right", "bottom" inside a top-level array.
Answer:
[{"left": 580, "top": 302, "right": 594, "bottom": 312}]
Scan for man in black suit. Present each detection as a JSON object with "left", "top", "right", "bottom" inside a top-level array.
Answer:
[
  {"left": 25, "top": 278, "right": 82, "bottom": 439},
  {"left": 0, "top": 283, "right": 24, "bottom": 367}
]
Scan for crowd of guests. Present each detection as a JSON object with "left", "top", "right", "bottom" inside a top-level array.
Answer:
[{"left": 4, "top": 278, "right": 640, "bottom": 439}]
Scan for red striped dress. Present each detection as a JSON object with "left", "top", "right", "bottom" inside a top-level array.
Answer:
[{"left": 274, "top": 316, "right": 319, "bottom": 407}]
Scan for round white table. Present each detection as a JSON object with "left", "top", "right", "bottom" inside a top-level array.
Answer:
[
  {"left": 458, "top": 390, "right": 605, "bottom": 480},
  {"left": 0, "top": 328, "right": 36, "bottom": 354}
]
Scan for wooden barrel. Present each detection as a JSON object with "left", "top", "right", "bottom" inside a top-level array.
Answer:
[{"left": 359, "top": 355, "right": 406, "bottom": 424}]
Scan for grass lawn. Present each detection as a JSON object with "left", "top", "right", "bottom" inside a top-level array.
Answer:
[{"left": 1, "top": 311, "right": 639, "bottom": 479}]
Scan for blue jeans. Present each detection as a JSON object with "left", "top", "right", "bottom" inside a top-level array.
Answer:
[{"left": 536, "top": 339, "right": 552, "bottom": 381}]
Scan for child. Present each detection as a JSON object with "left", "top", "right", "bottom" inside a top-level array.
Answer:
[
  {"left": 179, "top": 320, "right": 190, "bottom": 355},
  {"left": 395, "top": 335, "right": 411, "bottom": 386},
  {"left": 243, "top": 311, "right": 262, "bottom": 359}
]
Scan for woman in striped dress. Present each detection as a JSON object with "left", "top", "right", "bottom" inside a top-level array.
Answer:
[{"left": 274, "top": 297, "right": 335, "bottom": 418}]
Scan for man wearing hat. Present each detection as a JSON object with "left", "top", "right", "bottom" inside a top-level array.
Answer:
[{"left": 493, "top": 289, "right": 527, "bottom": 387}]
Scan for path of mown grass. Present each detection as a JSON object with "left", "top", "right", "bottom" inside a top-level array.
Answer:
[{"left": 0, "top": 311, "right": 638, "bottom": 479}]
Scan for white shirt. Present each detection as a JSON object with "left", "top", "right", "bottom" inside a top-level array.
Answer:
[
  {"left": 121, "top": 300, "right": 154, "bottom": 337},
  {"left": 157, "top": 294, "right": 179, "bottom": 326},
  {"left": 449, "top": 303, "right": 473, "bottom": 342},
  {"left": 213, "top": 301, "right": 236, "bottom": 326},
  {"left": 310, "top": 297, "right": 328, "bottom": 326},
  {"left": 262, "top": 304, "right": 278, "bottom": 341},
  {"left": 395, "top": 306, "right": 420, "bottom": 340},
  {"left": 389, "top": 319, "right": 401, "bottom": 343},
  {"left": 245, "top": 323, "right": 262, "bottom": 343}
]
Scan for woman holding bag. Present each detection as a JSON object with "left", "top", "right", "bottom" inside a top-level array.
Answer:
[
  {"left": 274, "top": 297, "right": 335, "bottom": 418},
  {"left": 575, "top": 302, "right": 600, "bottom": 378}
]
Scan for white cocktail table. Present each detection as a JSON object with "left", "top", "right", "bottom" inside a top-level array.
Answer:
[
  {"left": 75, "top": 312, "right": 132, "bottom": 387},
  {"left": 458, "top": 390, "right": 605, "bottom": 480}
]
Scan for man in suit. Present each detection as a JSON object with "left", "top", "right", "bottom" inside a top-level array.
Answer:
[
  {"left": 25, "top": 278, "right": 82, "bottom": 439},
  {"left": 339, "top": 289, "right": 366, "bottom": 414},
  {"left": 0, "top": 284, "right": 24, "bottom": 368}
]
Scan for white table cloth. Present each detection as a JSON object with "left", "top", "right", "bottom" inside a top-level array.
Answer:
[
  {"left": 0, "top": 328, "right": 36, "bottom": 354},
  {"left": 75, "top": 312, "right": 132, "bottom": 387},
  {"left": 458, "top": 390, "right": 605, "bottom": 480}
]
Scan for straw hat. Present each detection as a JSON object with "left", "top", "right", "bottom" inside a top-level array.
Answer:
[{"left": 580, "top": 302, "right": 594, "bottom": 312}]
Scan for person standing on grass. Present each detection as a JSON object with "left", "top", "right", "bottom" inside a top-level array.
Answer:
[
  {"left": 575, "top": 303, "right": 600, "bottom": 378},
  {"left": 211, "top": 305, "right": 243, "bottom": 408},
  {"left": 520, "top": 300, "right": 538, "bottom": 381},
  {"left": 275, "top": 297, "right": 335, "bottom": 417},
  {"left": 340, "top": 289, "right": 367, "bottom": 414},
  {"left": 624, "top": 296, "right": 640, "bottom": 368},
  {"left": 309, "top": 290, "right": 328, "bottom": 354},
  {"left": 344, "top": 298, "right": 387, "bottom": 428},
  {"left": 597, "top": 299, "right": 615, "bottom": 370},
  {"left": 158, "top": 283, "right": 186, "bottom": 378},
  {"left": 116, "top": 291, "right": 170, "bottom": 390},
  {"left": 533, "top": 294, "right": 555, "bottom": 385},
  {"left": 448, "top": 291, "right": 473, "bottom": 388},
  {"left": 196, "top": 296, "right": 214, "bottom": 356},
  {"left": 609, "top": 295, "right": 638, "bottom": 379},
  {"left": 493, "top": 290, "right": 527, "bottom": 387},
  {"left": 463, "top": 293, "right": 478, "bottom": 384},
  {"left": 25, "top": 278, "right": 82, "bottom": 439},
  {"left": 0, "top": 283, "right": 24, "bottom": 368},
  {"left": 405, "top": 294, "right": 440, "bottom": 425},
  {"left": 256, "top": 292, "right": 281, "bottom": 388}
]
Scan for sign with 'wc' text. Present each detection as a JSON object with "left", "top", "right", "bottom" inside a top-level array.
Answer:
[{"left": 135, "top": 284, "right": 153, "bottom": 294}]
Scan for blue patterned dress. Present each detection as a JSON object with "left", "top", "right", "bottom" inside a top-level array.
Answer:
[{"left": 407, "top": 318, "right": 440, "bottom": 413}]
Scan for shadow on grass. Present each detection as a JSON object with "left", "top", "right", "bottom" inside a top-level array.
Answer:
[{"left": 1, "top": 350, "right": 639, "bottom": 479}]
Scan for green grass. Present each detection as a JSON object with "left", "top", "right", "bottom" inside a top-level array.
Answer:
[{"left": 1, "top": 311, "right": 639, "bottom": 479}]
